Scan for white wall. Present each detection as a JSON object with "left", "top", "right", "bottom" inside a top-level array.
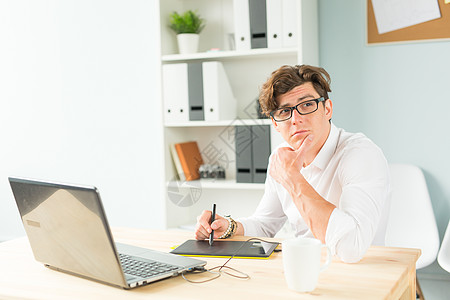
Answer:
[{"left": 0, "top": 0, "right": 165, "bottom": 240}]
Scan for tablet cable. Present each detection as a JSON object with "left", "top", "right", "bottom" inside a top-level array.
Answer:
[{"left": 181, "top": 238, "right": 280, "bottom": 284}]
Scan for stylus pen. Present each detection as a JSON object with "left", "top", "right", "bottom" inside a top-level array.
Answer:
[{"left": 209, "top": 203, "right": 216, "bottom": 246}]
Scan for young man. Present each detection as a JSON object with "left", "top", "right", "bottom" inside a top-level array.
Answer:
[{"left": 194, "top": 65, "right": 390, "bottom": 263}]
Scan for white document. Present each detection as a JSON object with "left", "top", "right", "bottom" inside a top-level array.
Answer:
[
  {"left": 266, "top": 0, "right": 283, "bottom": 48},
  {"left": 233, "top": 0, "right": 251, "bottom": 51},
  {"left": 162, "top": 64, "right": 189, "bottom": 123},
  {"left": 282, "top": 0, "right": 299, "bottom": 47},
  {"left": 202, "top": 61, "right": 236, "bottom": 122},
  {"left": 371, "top": 0, "right": 441, "bottom": 34}
]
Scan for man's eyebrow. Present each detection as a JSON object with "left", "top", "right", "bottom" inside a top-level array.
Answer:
[
  {"left": 279, "top": 95, "right": 316, "bottom": 108},
  {"left": 278, "top": 94, "right": 317, "bottom": 108},
  {"left": 297, "top": 94, "right": 317, "bottom": 101},
  {"left": 279, "top": 103, "right": 292, "bottom": 108}
]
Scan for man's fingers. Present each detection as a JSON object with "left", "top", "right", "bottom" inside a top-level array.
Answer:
[
  {"left": 291, "top": 135, "right": 314, "bottom": 167},
  {"left": 198, "top": 210, "right": 213, "bottom": 233},
  {"left": 300, "top": 134, "right": 314, "bottom": 151},
  {"left": 211, "top": 217, "right": 227, "bottom": 231},
  {"left": 211, "top": 218, "right": 229, "bottom": 238},
  {"left": 297, "top": 134, "right": 314, "bottom": 155},
  {"left": 194, "top": 222, "right": 209, "bottom": 240},
  {"left": 194, "top": 210, "right": 229, "bottom": 240},
  {"left": 194, "top": 210, "right": 214, "bottom": 240},
  {"left": 196, "top": 223, "right": 212, "bottom": 240}
]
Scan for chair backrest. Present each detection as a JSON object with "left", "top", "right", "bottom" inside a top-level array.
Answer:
[
  {"left": 438, "top": 220, "right": 450, "bottom": 273},
  {"left": 385, "top": 164, "right": 440, "bottom": 269}
]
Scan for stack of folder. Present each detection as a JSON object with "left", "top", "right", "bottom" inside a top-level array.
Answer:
[
  {"left": 163, "top": 61, "right": 236, "bottom": 124},
  {"left": 235, "top": 125, "right": 271, "bottom": 183},
  {"left": 234, "top": 0, "right": 299, "bottom": 50},
  {"left": 170, "top": 127, "right": 281, "bottom": 184}
]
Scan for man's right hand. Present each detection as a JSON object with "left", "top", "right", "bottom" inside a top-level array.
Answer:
[{"left": 194, "top": 210, "right": 229, "bottom": 240}]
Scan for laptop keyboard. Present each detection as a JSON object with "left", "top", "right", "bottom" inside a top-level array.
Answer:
[{"left": 119, "top": 253, "right": 180, "bottom": 278}]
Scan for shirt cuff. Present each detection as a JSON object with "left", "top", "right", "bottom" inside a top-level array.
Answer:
[
  {"left": 236, "top": 217, "right": 257, "bottom": 237},
  {"left": 325, "top": 208, "right": 356, "bottom": 256}
]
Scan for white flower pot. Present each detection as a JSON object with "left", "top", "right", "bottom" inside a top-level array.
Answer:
[{"left": 177, "top": 33, "right": 199, "bottom": 54}]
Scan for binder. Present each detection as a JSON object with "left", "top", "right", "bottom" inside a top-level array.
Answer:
[
  {"left": 170, "top": 144, "right": 186, "bottom": 181},
  {"left": 235, "top": 125, "right": 271, "bottom": 183},
  {"left": 162, "top": 64, "right": 189, "bottom": 123},
  {"left": 174, "top": 141, "right": 204, "bottom": 181},
  {"left": 282, "top": 0, "right": 299, "bottom": 47},
  {"left": 233, "top": 0, "right": 251, "bottom": 51},
  {"left": 251, "top": 125, "right": 271, "bottom": 183},
  {"left": 202, "top": 61, "right": 237, "bottom": 121},
  {"left": 249, "top": 0, "right": 268, "bottom": 49},
  {"left": 266, "top": 0, "right": 283, "bottom": 49},
  {"left": 235, "top": 126, "right": 253, "bottom": 183},
  {"left": 187, "top": 62, "right": 204, "bottom": 121}
]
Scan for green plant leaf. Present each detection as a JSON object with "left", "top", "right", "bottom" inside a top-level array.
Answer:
[{"left": 169, "top": 10, "right": 205, "bottom": 34}]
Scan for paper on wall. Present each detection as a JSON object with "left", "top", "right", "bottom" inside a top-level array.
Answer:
[{"left": 371, "top": 0, "right": 441, "bottom": 34}]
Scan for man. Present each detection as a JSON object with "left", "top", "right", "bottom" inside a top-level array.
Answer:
[{"left": 194, "top": 65, "right": 390, "bottom": 263}]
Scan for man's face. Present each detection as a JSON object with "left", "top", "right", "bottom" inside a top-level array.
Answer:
[{"left": 272, "top": 82, "right": 333, "bottom": 159}]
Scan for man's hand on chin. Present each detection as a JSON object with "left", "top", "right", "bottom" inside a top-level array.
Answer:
[{"left": 270, "top": 135, "right": 314, "bottom": 191}]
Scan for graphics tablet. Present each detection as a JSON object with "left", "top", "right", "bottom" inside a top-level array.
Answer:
[{"left": 170, "top": 239, "right": 278, "bottom": 259}]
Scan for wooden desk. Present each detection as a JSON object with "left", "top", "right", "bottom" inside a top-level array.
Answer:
[{"left": 0, "top": 227, "right": 420, "bottom": 300}]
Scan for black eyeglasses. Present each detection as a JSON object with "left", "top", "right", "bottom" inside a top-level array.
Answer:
[{"left": 269, "top": 97, "right": 326, "bottom": 122}]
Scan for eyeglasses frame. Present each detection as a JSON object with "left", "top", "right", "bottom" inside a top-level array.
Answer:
[{"left": 269, "top": 97, "right": 326, "bottom": 122}]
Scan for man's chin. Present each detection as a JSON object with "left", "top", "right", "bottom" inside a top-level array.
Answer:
[{"left": 289, "top": 138, "right": 305, "bottom": 150}]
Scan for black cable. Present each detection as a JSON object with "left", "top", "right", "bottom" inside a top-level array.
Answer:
[{"left": 181, "top": 237, "right": 280, "bottom": 284}]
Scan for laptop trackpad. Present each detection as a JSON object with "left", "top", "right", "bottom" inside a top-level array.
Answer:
[
  {"left": 125, "top": 274, "right": 137, "bottom": 281},
  {"left": 115, "top": 242, "right": 205, "bottom": 268},
  {"left": 116, "top": 242, "right": 176, "bottom": 264},
  {"left": 116, "top": 243, "right": 149, "bottom": 255}
]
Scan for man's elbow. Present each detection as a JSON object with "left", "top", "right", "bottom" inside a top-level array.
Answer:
[
  {"left": 337, "top": 251, "right": 363, "bottom": 263},
  {"left": 334, "top": 242, "right": 369, "bottom": 263}
]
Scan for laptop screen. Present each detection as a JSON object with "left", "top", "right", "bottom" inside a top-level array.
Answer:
[{"left": 9, "top": 177, "right": 126, "bottom": 287}]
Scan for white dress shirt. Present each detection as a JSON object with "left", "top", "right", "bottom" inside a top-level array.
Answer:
[{"left": 238, "top": 123, "right": 390, "bottom": 263}]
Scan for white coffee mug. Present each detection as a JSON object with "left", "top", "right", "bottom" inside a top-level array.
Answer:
[{"left": 282, "top": 237, "right": 331, "bottom": 292}]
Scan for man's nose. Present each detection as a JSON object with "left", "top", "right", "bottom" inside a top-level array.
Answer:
[{"left": 290, "top": 108, "right": 303, "bottom": 124}]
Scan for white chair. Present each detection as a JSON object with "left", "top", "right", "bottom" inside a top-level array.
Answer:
[
  {"left": 385, "top": 164, "right": 440, "bottom": 299},
  {"left": 438, "top": 220, "right": 450, "bottom": 273}
]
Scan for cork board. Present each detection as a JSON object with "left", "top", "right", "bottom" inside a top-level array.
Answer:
[{"left": 367, "top": 0, "right": 450, "bottom": 44}]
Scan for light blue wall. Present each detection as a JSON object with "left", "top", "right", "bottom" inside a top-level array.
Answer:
[{"left": 318, "top": 0, "right": 450, "bottom": 277}]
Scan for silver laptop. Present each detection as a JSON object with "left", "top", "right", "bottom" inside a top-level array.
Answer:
[{"left": 9, "top": 177, "right": 206, "bottom": 289}]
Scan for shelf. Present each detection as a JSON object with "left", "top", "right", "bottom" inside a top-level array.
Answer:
[
  {"left": 162, "top": 47, "right": 298, "bottom": 62},
  {"left": 167, "top": 179, "right": 265, "bottom": 190},
  {"left": 165, "top": 118, "right": 271, "bottom": 128}
]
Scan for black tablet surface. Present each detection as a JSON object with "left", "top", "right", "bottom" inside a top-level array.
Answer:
[{"left": 170, "top": 239, "right": 278, "bottom": 258}]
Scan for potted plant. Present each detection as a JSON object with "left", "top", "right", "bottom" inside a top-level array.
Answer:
[{"left": 169, "top": 10, "right": 205, "bottom": 54}]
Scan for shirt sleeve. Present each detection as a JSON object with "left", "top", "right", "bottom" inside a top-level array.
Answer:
[
  {"left": 325, "top": 142, "right": 390, "bottom": 263},
  {"left": 237, "top": 151, "right": 288, "bottom": 237}
]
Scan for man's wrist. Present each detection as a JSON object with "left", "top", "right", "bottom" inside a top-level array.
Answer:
[
  {"left": 218, "top": 216, "right": 237, "bottom": 239},
  {"left": 235, "top": 221, "right": 244, "bottom": 236}
]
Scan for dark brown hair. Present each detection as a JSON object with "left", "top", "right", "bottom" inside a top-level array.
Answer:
[{"left": 259, "top": 65, "right": 331, "bottom": 117}]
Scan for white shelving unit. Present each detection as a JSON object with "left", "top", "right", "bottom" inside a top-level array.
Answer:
[
  {"left": 167, "top": 179, "right": 265, "bottom": 190},
  {"left": 162, "top": 47, "right": 298, "bottom": 62},
  {"left": 159, "top": 0, "right": 318, "bottom": 229},
  {"left": 165, "top": 118, "right": 272, "bottom": 128}
]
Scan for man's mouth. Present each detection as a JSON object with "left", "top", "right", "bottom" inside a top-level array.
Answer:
[{"left": 291, "top": 130, "right": 308, "bottom": 137}]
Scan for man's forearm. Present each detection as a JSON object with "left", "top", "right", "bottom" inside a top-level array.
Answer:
[{"left": 291, "top": 176, "right": 335, "bottom": 242}]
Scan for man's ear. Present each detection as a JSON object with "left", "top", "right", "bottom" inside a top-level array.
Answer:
[
  {"left": 325, "top": 99, "right": 333, "bottom": 121},
  {"left": 271, "top": 117, "right": 280, "bottom": 132}
]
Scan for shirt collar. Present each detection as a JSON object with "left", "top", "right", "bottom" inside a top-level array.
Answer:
[{"left": 308, "top": 122, "right": 340, "bottom": 171}]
